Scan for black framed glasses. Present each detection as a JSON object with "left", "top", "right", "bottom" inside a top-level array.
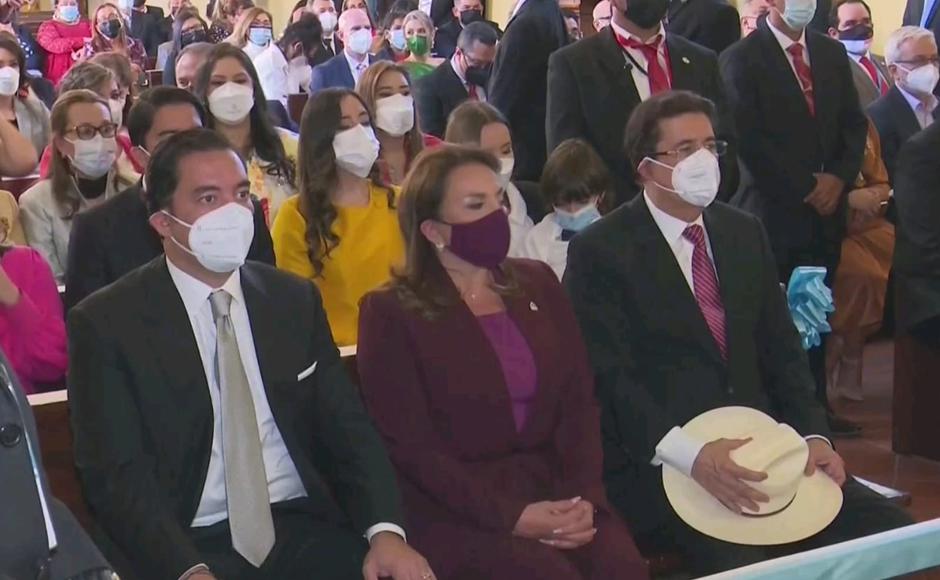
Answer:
[
  {"left": 653, "top": 140, "right": 728, "bottom": 160},
  {"left": 65, "top": 123, "right": 118, "bottom": 141}
]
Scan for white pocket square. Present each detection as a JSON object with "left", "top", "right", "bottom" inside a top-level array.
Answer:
[{"left": 297, "top": 362, "right": 318, "bottom": 381}]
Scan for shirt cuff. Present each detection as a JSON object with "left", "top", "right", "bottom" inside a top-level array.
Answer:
[
  {"left": 365, "top": 523, "right": 407, "bottom": 544},
  {"left": 805, "top": 434, "right": 833, "bottom": 448},
  {"left": 178, "top": 564, "right": 210, "bottom": 580},
  {"left": 651, "top": 426, "right": 706, "bottom": 477}
]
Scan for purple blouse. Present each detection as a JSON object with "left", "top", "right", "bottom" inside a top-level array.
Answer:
[{"left": 476, "top": 312, "right": 538, "bottom": 431}]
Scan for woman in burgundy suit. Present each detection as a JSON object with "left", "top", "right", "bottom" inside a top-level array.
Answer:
[{"left": 357, "top": 145, "right": 648, "bottom": 580}]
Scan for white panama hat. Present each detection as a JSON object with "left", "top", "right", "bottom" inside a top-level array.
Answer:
[{"left": 662, "top": 406, "right": 843, "bottom": 545}]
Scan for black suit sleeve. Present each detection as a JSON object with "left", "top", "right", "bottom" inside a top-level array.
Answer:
[
  {"left": 301, "top": 282, "right": 405, "bottom": 531},
  {"left": 867, "top": 101, "right": 900, "bottom": 184},
  {"left": 750, "top": 214, "right": 831, "bottom": 438},
  {"left": 828, "top": 46, "right": 868, "bottom": 187},
  {"left": 545, "top": 49, "right": 585, "bottom": 155},
  {"left": 64, "top": 212, "right": 108, "bottom": 310},
  {"left": 563, "top": 234, "right": 676, "bottom": 467},
  {"left": 68, "top": 306, "right": 203, "bottom": 580},
  {"left": 248, "top": 198, "right": 276, "bottom": 265},
  {"left": 712, "top": 5, "right": 742, "bottom": 54},
  {"left": 700, "top": 47, "right": 740, "bottom": 201},
  {"left": 416, "top": 74, "right": 446, "bottom": 138},
  {"left": 895, "top": 130, "right": 940, "bottom": 276},
  {"left": 488, "top": 17, "right": 536, "bottom": 121}
]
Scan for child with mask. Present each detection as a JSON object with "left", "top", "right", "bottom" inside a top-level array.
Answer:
[
  {"left": 271, "top": 88, "right": 403, "bottom": 346},
  {"left": 401, "top": 9, "right": 444, "bottom": 80},
  {"left": 20, "top": 90, "right": 138, "bottom": 283},
  {"left": 521, "top": 138, "right": 609, "bottom": 280},
  {"left": 36, "top": 0, "right": 91, "bottom": 85}
]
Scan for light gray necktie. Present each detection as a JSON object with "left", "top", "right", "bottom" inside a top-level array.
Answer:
[{"left": 209, "top": 290, "right": 276, "bottom": 568}]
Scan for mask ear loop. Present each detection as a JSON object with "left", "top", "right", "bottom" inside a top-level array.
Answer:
[{"left": 639, "top": 156, "right": 682, "bottom": 195}]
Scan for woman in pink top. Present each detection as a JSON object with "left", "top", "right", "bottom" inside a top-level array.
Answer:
[
  {"left": 36, "top": 0, "right": 92, "bottom": 85},
  {"left": 0, "top": 244, "right": 66, "bottom": 394}
]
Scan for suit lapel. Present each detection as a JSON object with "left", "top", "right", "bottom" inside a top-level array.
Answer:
[
  {"left": 443, "top": 62, "right": 469, "bottom": 102},
  {"left": 598, "top": 28, "right": 642, "bottom": 109},
  {"left": 667, "top": 36, "right": 697, "bottom": 92},
  {"left": 667, "top": 0, "right": 690, "bottom": 22},
  {"left": 807, "top": 33, "right": 835, "bottom": 124},
  {"left": 756, "top": 24, "right": 813, "bottom": 116},
  {"left": 889, "top": 86, "right": 924, "bottom": 139}
]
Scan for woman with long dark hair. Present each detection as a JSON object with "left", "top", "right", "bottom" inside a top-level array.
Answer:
[
  {"left": 193, "top": 43, "right": 297, "bottom": 221},
  {"left": 271, "top": 88, "right": 402, "bottom": 346},
  {"left": 0, "top": 34, "right": 49, "bottom": 158},
  {"left": 161, "top": 7, "right": 208, "bottom": 85}
]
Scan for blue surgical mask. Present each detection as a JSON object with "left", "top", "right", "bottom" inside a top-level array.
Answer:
[
  {"left": 346, "top": 28, "right": 373, "bottom": 55},
  {"left": 781, "top": 0, "right": 817, "bottom": 30},
  {"left": 554, "top": 203, "right": 600, "bottom": 233},
  {"left": 248, "top": 27, "right": 272, "bottom": 47},
  {"left": 389, "top": 28, "right": 406, "bottom": 51},
  {"left": 58, "top": 4, "right": 80, "bottom": 22}
]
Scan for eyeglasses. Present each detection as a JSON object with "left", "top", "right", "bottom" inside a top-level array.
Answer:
[
  {"left": 896, "top": 56, "right": 940, "bottom": 68},
  {"left": 64, "top": 123, "right": 118, "bottom": 140},
  {"left": 653, "top": 140, "right": 728, "bottom": 161}
]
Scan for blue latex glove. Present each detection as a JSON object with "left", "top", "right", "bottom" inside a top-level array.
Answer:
[{"left": 787, "top": 266, "right": 835, "bottom": 350}]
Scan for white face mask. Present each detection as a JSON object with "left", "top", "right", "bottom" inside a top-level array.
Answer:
[
  {"left": 162, "top": 202, "right": 255, "bottom": 273},
  {"left": 66, "top": 134, "right": 118, "bottom": 179},
  {"left": 333, "top": 124, "right": 380, "bottom": 178},
  {"left": 644, "top": 148, "right": 721, "bottom": 208},
  {"left": 498, "top": 156, "right": 514, "bottom": 187},
  {"left": 208, "top": 82, "right": 254, "bottom": 125},
  {"left": 0, "top": 67, "right": 19, "bottom": 97},
  {"left": 840, "top": 38, "right": 871, "bottom": 56},
  {"left": 781, "top": 0, "right": 817, "bottom": 30},
  {"left": 901, "top": 63, "right": 940, "bottom": 97},
  {"left": 319, "top": 11, "right": 338, "bottom": 34},
  {"left": 109, "top": 97, "right": 125, "bottom": 127},
  {"left": 374, "top": 94, "right": 414, "bottom": 136},
  {"left": 346, "top": 28, "right": 373, "bottom": 55}
]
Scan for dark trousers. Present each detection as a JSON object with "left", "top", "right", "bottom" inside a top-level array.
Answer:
[
  {"left": 189, "top": 499, "right": 368, "bottom": 580},
  {"left": 660, "top": 478, "right": 913, "bottom": 576}
]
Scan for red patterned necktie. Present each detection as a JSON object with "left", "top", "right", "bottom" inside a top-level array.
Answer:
[
  {"left": 859, "top": 55, "right": 889, "bottom": 96},
  {"left": 787, "top": 43, "right": 815, "bottom": 116},
  {"left": 467, "top": 83, "right": 479, "bottom": 100},
  {"left": 683, "top": 225, "right": 728, "bottom": 360},
  {"left": 616, "top": 34, "right": 671, "bottom": 95}
]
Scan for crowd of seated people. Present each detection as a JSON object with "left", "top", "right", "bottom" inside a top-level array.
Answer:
[{"left": 3, "top": 0, "right": 940, "bottom": 579}]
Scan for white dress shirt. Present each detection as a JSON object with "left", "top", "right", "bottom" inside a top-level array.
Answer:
[
  {"left": 898, "top": 83, "right": 938, "bottom": 130},
  {"left": 609, "top": 20, "right": 670, "bottom": 102},
  {"left": 506, "top": 182, "right": 533, "bottom": 258},
  {"left": 766, "top": 17, "right": 811, "bottom": 88},
  {"left": 254, "top": 43, "right": 289, "bottom": 107},
  {"left": 642, "top": 194, "right": 830, "bottom": 476},
  {"left": 520, "top": 213, "right": 569, "bottom": 281},
  {"left": 344, "top": 50, "right": 372, "bottom": 86},
  {"left": 166, "top": 258, "right": 405, "bottom": 544},
  {"left": 449, "top": 54, "right": 487, "bottom": 102}
]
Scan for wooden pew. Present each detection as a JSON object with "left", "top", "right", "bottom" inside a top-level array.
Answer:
[
  {"left": 146, "top": 69, "right": 164, "bottom": 88},
  {"left": 288, "top": 93, "right": 307, "bottom": 125},
  {"left": 2, "top": 175, "right": 40, "bottom": 201}
]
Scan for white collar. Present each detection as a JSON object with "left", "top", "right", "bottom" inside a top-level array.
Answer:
[
  {"left": 450, "top": 53, "right": 468, "bottom": 85},
  {"left": 609, "top": 19, "right": 666, "bottom": 45},
  {"left": 847, "top": 50, "right": 867, "bottom": 63},
  {"left": 766, "top": 17, "right": 807, "bottom": 52},
  {"left": 344, "top": 49, "right": 369, "bottom": 69},
  {"left": 166, "top": 256, "right": 244, "bottom": 317},
  {"left": 897, "top": 83, "right": 939, "bottom": 114},
  {"left": 643, "top": 191, "right": 705, "bottom": 248}
]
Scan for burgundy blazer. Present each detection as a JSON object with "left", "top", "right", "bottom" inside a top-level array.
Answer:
[{"left": 357, "top": 259, "right": 609, "bottom": 534}]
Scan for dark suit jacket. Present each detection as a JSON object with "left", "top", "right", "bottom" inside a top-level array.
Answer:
[
  {"left": 905, "top": 0, "right": 940, "bottom": 48},
  {"left": 547, "top": 28, "right": 738, "bottom": 206},
  {"left": 129, "top": 9, "right": 163, "bottom": 56},
  {"left": 357, "top": 260, "right": 610, "bottom": 535},
  {"left": 808, "top": 0, "right": 832, "bottom": 34},
  {"left": 64, "top": 184, "right": 275, "bottom": 310},
  {"left": 432, "top": 18, "right": 502, "bottom": 59},
  {"left": 850, "top": 53, "right": 892, "bottom": 109},
  {"left": 0, "top": 349, "right": 112, "bottom": 580},
  {"left": 867, "top": 86, "right": 938, "bottom": 185},
  {"left": 893, "top": 122, "right": 940, "bottom": 336},
  {"left": 67, "top": 258, "right": 405, "bottom": 580},
  {"left": 311, "top": 36, "right": 344, "bottom": 68},
  {"left": 563, "top": 197, "right": 829, "bottom": 532},
  {"left": 666, "top": 0, "right": 741, "bottom": 55},
  {"left": 415, "top": 59, "right": 470, "bottom": 138},
  {"left": 489, "top": 0, "right": 568, "bottom": 181},
  {"left": 719, "top": 21, "right": 867, "bottom": 255},
  {"left": 310, "top": 52, "right": 387, "bottom": 93}
]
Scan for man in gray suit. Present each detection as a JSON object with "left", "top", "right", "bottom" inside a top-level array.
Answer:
[
  {"left": 905, "top": 0, "right": 940, "bottom": 48},
  {"left": 828, "top": 0, "right": 892, "bottom": 108}
]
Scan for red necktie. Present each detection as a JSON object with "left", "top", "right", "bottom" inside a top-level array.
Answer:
[
  {"left": 683, "top": 225, "right": 727, "bottom": 360},
  {"left": 859, "top": 55, "right": 889, "bottom": 96},
  {"left": 467, "top": 83, "right": 478, "bottom": 101},
  {"left": 616, "top": 33, "right": 671, "bottom": 95},
  {"left": 787, "top": 43, "right": 815, "bottom": 116}
]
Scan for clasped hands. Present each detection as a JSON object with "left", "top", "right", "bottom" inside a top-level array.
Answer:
[
  {"left": 804, "top": 173, "right": 845, "bottom": 217},
  {"left": 690, "top": 437, "right": 847, "bottom": 514},
  {"left": 513, "top": 496, "right": 597, "bottom": 549}
]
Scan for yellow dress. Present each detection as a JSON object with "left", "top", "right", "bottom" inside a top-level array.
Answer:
[
  {"left": 247, "top": 128, "right": 299, "bottom": 224},
  {"left": 271, "top": 183, "right": 404, "bottom": 346}
]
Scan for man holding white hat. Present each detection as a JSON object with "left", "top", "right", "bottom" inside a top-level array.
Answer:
[{"left": 564, "top": 90, "right": 913, "bottom": 575}]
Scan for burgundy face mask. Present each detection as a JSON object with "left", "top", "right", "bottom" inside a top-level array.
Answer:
[{"left": 443, "top": 208, "right": 510, "bottom": 269}]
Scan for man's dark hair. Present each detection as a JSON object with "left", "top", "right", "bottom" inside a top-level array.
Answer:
[
  {"left": 145, "top": 128, "right": 242, "bottom": 215},
  {"left": 279, "top": 13, "right": 323, "bottom": 56},
  {"left": 623, "top": 90, "right": 717, "bottom": 183},
  {"left": 127, "top": 87, "right": 207, "bottom": 148},
  {"left": 829, "top": 0, "right": 872, "bottom": 29},
  {"left": 457, "top": 21, "right": 498, "bottom": 52},
  {"left": 541, "top": 138, "right": 612, "bottom": 209}
]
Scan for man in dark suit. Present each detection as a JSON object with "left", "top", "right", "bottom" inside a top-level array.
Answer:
[
  {"left": 65, "top": 87, "right": 275, "bottom": 310},
  {"left": 827, "top": 0, "right": 892, "bottom": 109},
  {"left": 905, "top": 0, "right": 940, "bottom": 48},
  {"left": 310, "top": 8, "right": 387, "bottom": 93},
  {"left": 308, "top": 0, "right": 344, "bottom": 67},
  {"left": 564, "top": 90, "right": 912, "bottom": 575},
  {"left": 809, "top": 0, "right": 832, "bottom": 33},
  {"left": 547, "top": 0, "right": 737, "bottom": 205},
  {"left": 488, "top": 0, "right": 568, "bottom": 181},
  {"left": 127, "top": 0, "right": 165, "bottom": 57},
  {"left": 432, "top": 0, "right": 501, "bottom": 59},
  {"left": 0, "top": 349, "right": 115, "bottom": 580},
  {"left": 68, "top": 128, "right": 434, "bottom": 580},
  {"left": 415, "top": 22, "right": 497, "bottom": 137},
  {"left": 720, "top": 2, "right": 869, "bottom": 436},
  {"left": 868, "top": 26, "right": 939, "bottom": 184},
  {"left": 665, "top": 0, "right": 741, "bottom": 54}
]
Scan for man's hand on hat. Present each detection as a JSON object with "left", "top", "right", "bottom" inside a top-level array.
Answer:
[
  {"left": 513, "top": 497, "right": 597, "bottom": 549},
  {"left": 804, "top": 438, "right": 847, "bottom": 486},
  {"left": 691, "top": 438, "right": 770, "bottom": 514}
]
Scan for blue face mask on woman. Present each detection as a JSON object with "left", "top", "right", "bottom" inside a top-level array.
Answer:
[
  {"left": 59, "top": 4, "right": 80, "bottom": 22},
  {"left": 248, "top": 26, "right": 273, "bottom": 46},
  {"left": 554, "top": 202, "right": 601, "bottom": 233}
]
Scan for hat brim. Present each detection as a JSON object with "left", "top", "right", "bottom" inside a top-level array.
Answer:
[{"left": 662, "top": 407, "right": 844, "bottom": 546}]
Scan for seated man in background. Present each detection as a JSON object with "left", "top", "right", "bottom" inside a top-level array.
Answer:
[
  {"left": 64, "top": 87, "right": 275, "bottom": 310},
  {"left": 433, "top": 0, "right": 501, "bottom": 59},
  {"left": 175, "top": 41, "right": 214, "bottom": 92},
  {"left": 564, "top": 90, "right": 913, "bottom": 576},
  {"left": 68, "top": 128, "right": 434, "bottom": 580},
  {"left": 309, "top": 8, "right": 385, "bottom": 93}
]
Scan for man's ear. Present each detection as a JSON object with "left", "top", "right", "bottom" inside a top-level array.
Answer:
[{"left": 148, "top": 208, "right": 173, "bottom": 240}]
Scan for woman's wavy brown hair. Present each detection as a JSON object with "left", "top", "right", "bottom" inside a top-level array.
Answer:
[
  {"left": 390, "top": 144, "right": 518, "bottom": 319},
  {"left": 297, "top": 88, "right": 393, "bottom": 277}
]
